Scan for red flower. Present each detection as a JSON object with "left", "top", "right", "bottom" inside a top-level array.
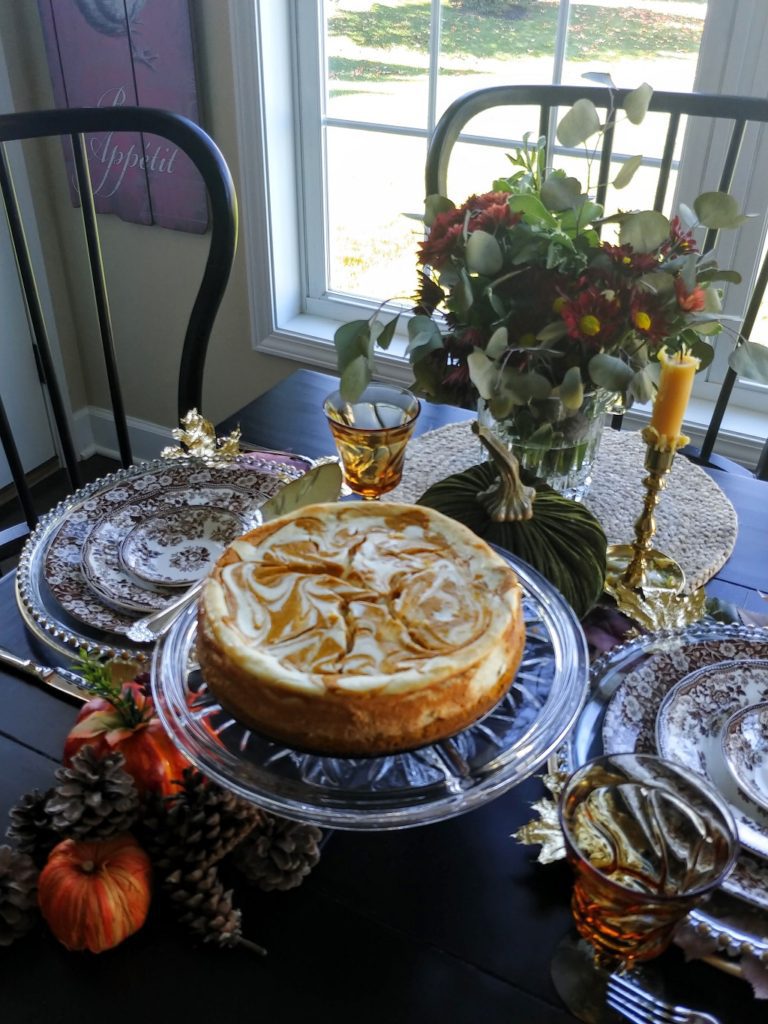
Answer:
[
  {"left": 602, "top": 242, "right": 660, "bottom": 274},
  {"left": 675, "top": 276, "right": 706, "bottom": 311},
  {"left": 560, "top": 287, "right": 623, "bottom": 346},
  {"left": 629, "top": 291, "right": 669, "bottom": 344},
  {"left": 666, "top": 215, "right": 699, "bottom": 254},
  {"left": 418, "top": 192, "right": 518, "bottom": 270}
]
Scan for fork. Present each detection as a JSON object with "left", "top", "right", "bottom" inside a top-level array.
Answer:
[{"left": 607, "top": 973, "right": 721, "bottom": 1024}]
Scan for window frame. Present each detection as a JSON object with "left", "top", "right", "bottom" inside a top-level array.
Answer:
[{"left": 231, "top": 0, "right": 768, "bottom": 461}]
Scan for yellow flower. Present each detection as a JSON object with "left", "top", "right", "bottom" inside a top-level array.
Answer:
[
  {"left": 633, "top": 310, "right": 652, "bottom": 331},
  {"left": 579, "top": 315, "right": 601, "bottom": 337}
]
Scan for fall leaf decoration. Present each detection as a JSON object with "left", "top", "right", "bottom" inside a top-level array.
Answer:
[
  {"left": 161, "top": 408, "right": 242, "bottom": 463},
  {"left": 512, "top": 771, "right": 568, "bottom": 864}
]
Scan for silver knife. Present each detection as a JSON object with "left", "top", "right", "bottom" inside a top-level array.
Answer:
[
  {"left": 0, "top": 647, "right": 93, "bottom": 702},
  {"left": 125, "top": 460, "right": 344, "bottom": 644}
]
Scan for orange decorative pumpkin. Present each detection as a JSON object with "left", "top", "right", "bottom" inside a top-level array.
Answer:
[
  {"left": 63, "top": 681, "right": 189, "bottom": 798},
  {"left": 38, "top": 834, "right": 152, "bottom": 953}
]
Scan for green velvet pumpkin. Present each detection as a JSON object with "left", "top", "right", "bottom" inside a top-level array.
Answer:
[{"left": 417, "top": 425, "right": 607, "bottom": 619}]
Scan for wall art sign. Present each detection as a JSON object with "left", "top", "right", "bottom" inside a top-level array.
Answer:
[{"left": 37, "top": 0, "right": 208, "bottom": 234}]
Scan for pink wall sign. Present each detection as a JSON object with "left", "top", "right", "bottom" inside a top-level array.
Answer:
[{"left": 37, "top": 0, "right": 208, "bottom": 234}]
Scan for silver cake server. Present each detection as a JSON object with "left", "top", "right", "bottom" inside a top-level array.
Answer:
[{"left": 0, "top": 646, "right": 93, "bottom": 702}]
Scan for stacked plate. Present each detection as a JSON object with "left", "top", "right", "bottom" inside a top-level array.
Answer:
[
  {"left": 16, "top": 455, "right": 306, "bottom": 661},
  {"left": 565, "top": 623, "right": 768, "bottom": 969}
]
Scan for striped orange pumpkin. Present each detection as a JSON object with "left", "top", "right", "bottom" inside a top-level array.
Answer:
[{"left": 38, "top": 834, "right": 152, "bottom": 953}]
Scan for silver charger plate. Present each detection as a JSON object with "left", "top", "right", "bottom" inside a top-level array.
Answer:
[
  {"left": 15, "top": 455, "right": 302, "bottom": 663},
  {"left": 152, "top": 551, "right": 589, "bottom": 831},
  {"left": 560, "top": 622, "right": 768, "bottom": 967},
  {"left": 656, "top": 659, "right": 768, "bottom": 859}
]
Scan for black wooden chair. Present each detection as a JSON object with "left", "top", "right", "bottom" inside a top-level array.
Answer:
[
  {"left": 0, "top": 106, "right": 238, "bottom": 566},
  {"left": 425, "top": 84, "right": 768, "bottom": 479}
]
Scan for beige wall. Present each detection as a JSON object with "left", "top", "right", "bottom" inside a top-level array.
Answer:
[{"left": 0, "top": 0, "right": 299, "bottom": 435}]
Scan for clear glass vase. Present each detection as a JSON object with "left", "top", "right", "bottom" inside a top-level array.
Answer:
[{"left": 478, "top": 388, "right": 615, "bottom": 501}]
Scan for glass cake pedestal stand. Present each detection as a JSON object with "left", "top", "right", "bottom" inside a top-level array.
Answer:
[{"left": 151, "top": 552, "right": 589, "bottom": 831}]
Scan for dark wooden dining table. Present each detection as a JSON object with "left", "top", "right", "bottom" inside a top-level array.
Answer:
[{"left": 1, "top": 367, "right": 766, "bottom": 1024}]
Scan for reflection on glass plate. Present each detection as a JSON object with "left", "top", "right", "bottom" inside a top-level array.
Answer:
[
  {"left": 561, "top": 622, "right": 768, "bottom": 967},
  {"left": 723, "top": 702, "right": 768, "bottom": 815},
  {"left": 655, "top": 659, "right": 768, "bottom": 859},
  {"left": 152, "top": 552, "right": 589, "bottom": 830}
]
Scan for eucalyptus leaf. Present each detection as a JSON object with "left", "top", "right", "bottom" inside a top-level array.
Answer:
[
  {"left": 689, "top": 317, "right": 722, "bottom": 336},
  {"left": 636, "top": 270, "right": 675, "bottom": 296},
  {"left": 501, "top": 368, "right": 552, "bottom": 403},
  {"left": 486, "top": 326, "right": 509, "bottom": 359},
  {"left": 613, "top": 155, "right": 644, "bottom": 190},
  {"left": 340, "top": 354, "right": 373, "bottom": 404},
  {"left": 629, "top": 367, "right": 654, "bottom": 405},
  {"left": 559, "top": 366, "right": 584, "bottom": 410},
  {"left": 693, "top": 192, "right": 749, "bottom": 229},
  {"left": 702, "top": 286, "right": 723, "bottom": 313},
  {"left": 556, "top": 99, "right": 601, "bottom": 148},
  {"left": 406, "top": 315, "right": 445, "bottom": 360},
  {"left": 525, "top": 422, "right": 555, "bottom": 449},
  {"left": 373, "top": 314, "right": 400, "bottom": 350},
  {"left": 536, "top": 321, "right": 569, "bottom": 344},
  {"left": 541, "top": 174, "right": 584, "bottom": 212},
  {"left": 465, "top": 230, "right": 503, "bottom": 275},
  {"left": 684, "top": 335, "right": 715, "bottom": 371},
  {"left": 467, "top": 350, "right": 498, "bottom": 400},
  {"left": 696, "top": 268, "right": 742, "bottom": 284},
  {"left": 582, "top": 71, "right": 615, "bottom": 87},
  {"left": 619, "top": 210, "right": 670, "bottom": 253},
  {"left": 424, "top": 193, "right": 455, "bottom": 227},
  {"left": 508, "top": 193, "right": 559, "bottom": 227},
  {"left": 588, "top": 352, "right": 635, "bottom": 390},
  {"left": 623, "top": 83, "right": 653, "bottom": 125},
  {"left": 488, "top": 391, "right": 515, "bottom": 419},
  {"left": 334, "top": 319, "right": 372, "bottom": 374},
  {"left": 729, "top": 340, "right": 768, "bottom": 384}
]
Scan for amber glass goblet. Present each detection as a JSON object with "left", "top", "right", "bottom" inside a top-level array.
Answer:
[
  {"left": 323, "top": 384, "right": 420, "bottom": 500},
  {"left": 552, "top": 753, "right": 738, "bottom": 1023}
]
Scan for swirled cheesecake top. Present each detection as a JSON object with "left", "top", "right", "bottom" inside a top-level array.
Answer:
[{"left": 200, "top": 502, "right": 522, "bottom": 695}]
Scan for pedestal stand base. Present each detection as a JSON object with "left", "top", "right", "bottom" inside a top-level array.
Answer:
[{"left": 605, "top": 544, "right": 686, "bottom": 596}]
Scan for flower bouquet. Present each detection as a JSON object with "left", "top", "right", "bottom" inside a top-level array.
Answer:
[{"left": 334, "top": 84, "right": 761, "bottom": 495}]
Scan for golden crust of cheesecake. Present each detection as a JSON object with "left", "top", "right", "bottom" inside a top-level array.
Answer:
[{"left": 196, "top": 501, "right": 525, "bottom": 757}]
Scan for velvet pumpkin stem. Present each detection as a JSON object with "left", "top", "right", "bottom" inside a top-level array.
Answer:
[{"left": 471, "top": 421, "right": 537, "bottom": 522}]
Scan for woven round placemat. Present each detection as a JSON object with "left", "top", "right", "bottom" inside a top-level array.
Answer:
[{"left": 390, "top": 422, "right": 737, "bottom": 594}]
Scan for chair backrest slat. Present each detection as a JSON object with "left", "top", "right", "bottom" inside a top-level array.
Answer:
[
  {"left": 0, "top": 106, "right": 237, "bottom": 562},
  {"left": 70, "top": 130, "right": 132, "bottom": 467}
]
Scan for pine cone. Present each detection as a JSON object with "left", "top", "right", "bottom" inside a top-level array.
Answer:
[
  {"left": 139, "top": 768, "right": 261, "bottom": 874},
  {"left": 45, "top": 746, "right": 139, "bottom": 840},
  {"left": 0, "top": 845, "right": 38, "bottom": 946},
  {"left": 164, "top": 864, "right": 265, "bottom": 955},
  {"left": 6, "top": 788, "right": 59, "bottom": 866},
  {"left": 233, "top": 813, "right": 322, "bottom": 891}
]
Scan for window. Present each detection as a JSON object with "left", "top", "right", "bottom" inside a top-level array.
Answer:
[{"left": 232, "top": 0, "right": 768, "bottom": 461}]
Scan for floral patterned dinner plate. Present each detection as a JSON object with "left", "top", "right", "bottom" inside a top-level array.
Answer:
[
  {"left": 79, "top": 483, "right": 263, "bottom": 615},
  {"left": 596, "top": 629, "right": 768, "bottom": 909},
  {"left": 120, "top": 505, "right": 245, "bottom": 588},
  {"left": 722, "top": 702, "right": 768, "bottom": 814},
  {"left": 656, "top": 659, "right": 768, "bottom": 859},
  {"left": 42, "top": 458, "right": 300, "bottom": 634}
]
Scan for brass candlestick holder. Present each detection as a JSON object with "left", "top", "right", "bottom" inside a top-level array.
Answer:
[{"left": 605, "top": 426, "right": 687, "bottom": 619}]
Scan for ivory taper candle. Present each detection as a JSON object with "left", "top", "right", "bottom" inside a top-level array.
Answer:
[{"left": 649, "top": 348, "right": 700, "bottom": 444}]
